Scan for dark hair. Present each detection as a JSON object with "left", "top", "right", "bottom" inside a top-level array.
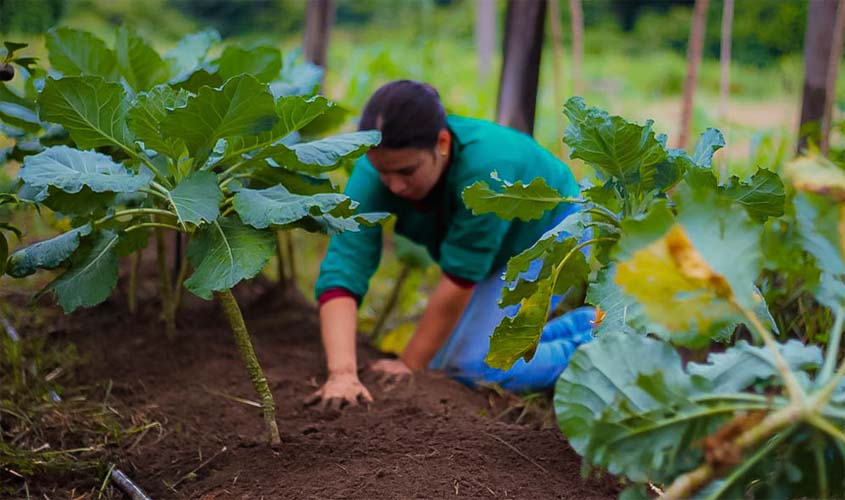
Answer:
[{"left": 359, "top": 80, "right": 447, "bottom": 149}]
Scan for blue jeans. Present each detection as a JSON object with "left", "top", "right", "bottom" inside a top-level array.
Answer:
[{"left": 429, "top": 205, "right": 594, "bottom": 393}]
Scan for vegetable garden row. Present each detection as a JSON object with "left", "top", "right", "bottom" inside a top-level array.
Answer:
[{"left": 2, "top": 25, "right": 845, "bottom": 499}]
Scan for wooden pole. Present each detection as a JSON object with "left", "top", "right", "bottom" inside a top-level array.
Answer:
[
  {"left": 798, "top": 0, "right": 840, "bottom": 153},
  {"left": 496, "top": 0, "right": 547, "bottom": 135},
  {"left": 821, "top": 0, "right": 845, "bottom": 155},
  {"left": 677, "top": 0, "right": 709, "bottom": 150}
]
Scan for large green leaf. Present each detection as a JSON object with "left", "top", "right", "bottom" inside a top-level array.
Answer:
[
  {"left": 39, "top": 186, "right": 116, "bottom": 216},
  {"left": 160, "top": 74, "right": 278, "bottom": 166},
  {"left": 164, "top": 29, "right": 221, "bottom": 79},
  {"left": 114, "top": 26, "right": 169, "bottom": 92},
  {"left": 687, "top": 339, "right": 822, "bottom": 392},
  {"left": 231, "top": 184, "right": 348, "bottom": 229},
  {"left": 486, "top": 236, "right": 590, "bottom": 369},
  {"left": 217, "top": 95, "right": 332, "bottom": 167},
  {"left": 216, "top": 44, "right": 282, "bottom": 83},
  {"left": 20, "top": 146, "right": 152, "bottom": 194},
  {"left": 184, "top": 217, "right": 275, "bottom": 300},
  {"left": 246, "top": 163, "right": 335, "bottom": 194},
  {"left": 271, "top": 59, "right": 324, "bottom": 98},
  {"left": 793, "top": 193, "right": 845, "bottom": 309},
  {"left": 127, "top": 85, "right": 190, "bottom": 157},
  {"left": 38, "top": 76, "right": 134, "bottom": 152},
  {"left": 0, "top": 100, "right": 41, "bottom": 133},
  {"left": 264, "top": 130, "right": 381, "bottom": 174},
  {"left": 563, "top": 97, "right": 666, "bottom": 188},
  {"left": 462, "top": 175, "right": 576, "bottom": 221},
  {"left": 585, "top": 265, "right": 647, "bottom": 336},
  {"left": 167, "top": 171, "right": 222, "bottom": 227},
  {"left": 6, "top": 223, "right": 92, "bottom": 277},
  {"left": 45, "top": 230, "right": 120, "bottom": 313},
  {"left": 285, "top": 198, "right": 389, "bottom": 236},
  {"left": 45, "top": 27, "right": 118, "bottom": 80},
  {"left": 722, "top": 169, "right": 785, "bottom": 222}
]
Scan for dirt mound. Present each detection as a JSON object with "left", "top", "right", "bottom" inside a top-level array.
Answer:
[{"left": 19, "top": 278, "right": 620, "bottom": 499}]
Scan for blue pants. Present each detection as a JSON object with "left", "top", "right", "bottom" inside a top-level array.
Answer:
[{"left": 429, "top": 208, "right": 594, "bottom": 393}]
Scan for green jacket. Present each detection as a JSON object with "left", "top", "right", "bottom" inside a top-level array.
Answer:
[{"left": 315, "top": 115, "right": 580, "bottom": 301}]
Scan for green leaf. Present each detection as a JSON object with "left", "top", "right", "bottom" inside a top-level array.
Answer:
[
  {"left": 687, "top": 339, "right": 822, "bottom": 393},
  {"left": 722, "top": 169, "right": 786, "bottom": 222},
  {"left": 216, "top": 44, "right": 282, "bottom": 83},
  {"left": 219, "top": 95, "right": 332, "bottom": 166},
  {"left": 3, "top": 41, "right": 28, "bottom": 57},
  {"left": 164, "top": 29, "right": 220, "bottom": 78},
  {"left": 160, "top": 74, "right": 278, "bottom": 166},
  {"left": 486, "top": 236, "right": 589, "bottom": 369},
  {"left": 563, "top": 97, "right": 667, "bottom": 188},
  {"left": 114, "top": 26, "right": 169, "bottom": 92},
  {"left": 127, "top": 85, "right": 191, "bottom": 157},
  {"left": 265, "top": 130, "right": 381, "bottom": 174},
  {"left": 286, "top": 198, "right": 389, "bottom": 236},
  {"left": 0, "top": 100, "right": 41, "bottom": 133},
  {"left": 45, "top": 28, "right": 118, "bottom": 80},
  {"left": 184, "top": 217, "right": 275, "bottom": 300},
  {"left": 554, "top": 332, "right": 722, "bottom": 483},
  {"left": 246, "top": 163, "right": 335, "bottom": 194},
  {"left": 46, "top": 230, "right": 119, "bottom": 313},
  {"left": 690, "top": 128, "right": 726, "bottom": 168},
  {"left": 20, "top": 146, "right": 152, "bottom": 194},
  {"left": 167, "top": 171, "right": 222, "bottom": 227},
  {"left": 114, "top": 228, "right": 150, "bottom": 257},
  {"left": 169, "top": 67, "right": 223, "bottom": 94},
  {"left": 38, "top": 76, "right": 134, "bottom": 152},
  {"left": 271, "top": 60, "right": 324, "bottom": 97},
  {"left": 586, "top": 265, "right": 647, "bottom": 336},
  {"left": 793, "top": 193, "right": 845, "bottom": 309},
  {"left": 40, "top": 186, "right": 116, "bottom": 216},
  {"left": 6, "top": 223, "right": 92, "bottom": 277},
  {"left": 462, "top": 176, "right": 575, "bottom": 221},
  {"left": 231, "top": 184, "right": 348, "bottom": 229},
  {"left": 299, "top": 102, "right": 349, "bottom": 137}
]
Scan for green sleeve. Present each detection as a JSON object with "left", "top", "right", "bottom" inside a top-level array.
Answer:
[
  {"left": 314, "top": 160, "right": 387, "bottom": 301},
  {"left": 438, "top": 167, "right": 511, "bottom": 283}
]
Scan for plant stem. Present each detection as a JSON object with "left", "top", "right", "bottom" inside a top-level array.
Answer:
[
  {"left": 371, "top": 265, "right": 412, "bottom": 343},
  {"left": 809, "top": 414, "right": 845, "bottom": 445},
  {"left": 285, "top": 232, "right": 296, "bottom": 286},
  {"left": 128, "top": 249, "right": 142, "bottom": 315},
  {"left": 172, "top": 237, "right": 189, "bottom": 314},
  {"left": 139, "top": 187, "right": 170, "bottom": 203},
  {"left": 217, "top": 159, "right": 248, "bottom": 180},
  {"left": 155, "top": 229, "right": 176, "bottom": 339},
  {"left": 275, "top": 231, "right": 287, "bottom": 285},
  {"left": 216, "top": 289, "right": 281, "bottom": 445},
  {"left": 126, "top": 222, "right": 182, "bottom": 233},
  {"left": 820, "top": 305, "right": 845, "bottom": 384},
  {"left": 94, "top": 208, "right": 176, "bottom": 226},
  {"left": 664, "top": 403, "right": 803, "bottom": 499},
  {"left": 736, "top": 303, "right": 806, "bottom": 403}
]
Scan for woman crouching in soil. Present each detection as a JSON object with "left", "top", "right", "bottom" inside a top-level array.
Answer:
[{"left": 307, "top": 80, "right": 594, "bottom": 409}]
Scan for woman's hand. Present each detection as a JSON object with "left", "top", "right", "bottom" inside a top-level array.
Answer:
[
  {"left": 369, "top": 358, "right": 413, "bottom": 385},
  {"left": 304, "top": 373, "right": 373, "bottom": 411}
]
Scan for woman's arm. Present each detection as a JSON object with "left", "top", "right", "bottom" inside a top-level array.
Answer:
[
  {"left": 305, "top": 297, "right": 373, "bottom": 409},
  {"left": 400, "top": 274, "right": 474, "bottom": 370}
]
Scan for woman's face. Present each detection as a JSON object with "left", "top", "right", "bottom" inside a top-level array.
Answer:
[{"left": 367, "top": 130, "right": 451, "bottom": 201}]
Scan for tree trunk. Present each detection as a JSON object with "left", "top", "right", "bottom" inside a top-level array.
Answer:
[
  {"left": 476, "top": 0, "right": 497, "bottom": 79},
  {"left": 677, "top": 0, "right": 709, "bottom": 150},
  {"left": 304, "top": 0, "right": 335, "bottom": 68},
  {"left": 548, "top": 0, "right": 566, "bottom": 156},
  {"left": 496, "top": 0, "right": 547, "bottom": 135},
  {"left": 718, "top": 0, "right": 734, "bottom": 121},
  {"left": 821, "top": 0, "right": 845, "bottom": 155},
  {"left": 799, "top": 0, "right": 841, "bottom": 153},
  {"left": 128, "top": 250, "right": 141, "bottom": 315},
  {"left": 569, "top": 0, "right": 584, "bottom": 96},
  {"left": 217, "top": 289, "right": 281, "bottom": 445}
]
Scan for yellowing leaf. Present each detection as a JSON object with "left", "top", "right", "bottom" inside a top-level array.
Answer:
[
  {"left": 786, "top": 155, "right": 845, "bottom": 202},
  {"left": 615, "top": 225, "right": 739, "bottom": 336}
]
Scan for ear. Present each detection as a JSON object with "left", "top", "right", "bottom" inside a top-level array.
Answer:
[{"left": 436, "top": 129, "right": 451, "bottom": 156}]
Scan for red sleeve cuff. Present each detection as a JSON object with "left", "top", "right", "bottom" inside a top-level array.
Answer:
[
  {"left": 318, "top": 288, "right": 358, "bottom": 306},
  {"left": 444, "top": 272, "right": 477, "bottom": 289}
]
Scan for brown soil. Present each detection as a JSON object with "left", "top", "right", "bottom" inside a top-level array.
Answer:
[{"left": 6, "top": 267, "right": 621, "bottom": 499}]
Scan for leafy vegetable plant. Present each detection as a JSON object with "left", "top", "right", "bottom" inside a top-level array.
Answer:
[
  {"left": 464, "top": 98, "right": 845, "bottom": 498},
  {"left": 2, "top": 27, "right": 385, "bottom": 445}
]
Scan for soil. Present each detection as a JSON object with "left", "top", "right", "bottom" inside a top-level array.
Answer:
[{"left": 5, "top": 259, "right": 622, "bottom": 499}]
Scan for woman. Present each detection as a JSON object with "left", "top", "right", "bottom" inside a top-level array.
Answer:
[{"left": 306, "top": 80, "right": 594, "bottom": 409}]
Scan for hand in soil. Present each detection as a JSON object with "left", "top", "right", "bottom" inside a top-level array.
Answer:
[
  {"left": 304, "top": 372, "right": 373, "bottom": 411},
  {"left": 369, "top": 358, "right": 413, "bottom": 387}
]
